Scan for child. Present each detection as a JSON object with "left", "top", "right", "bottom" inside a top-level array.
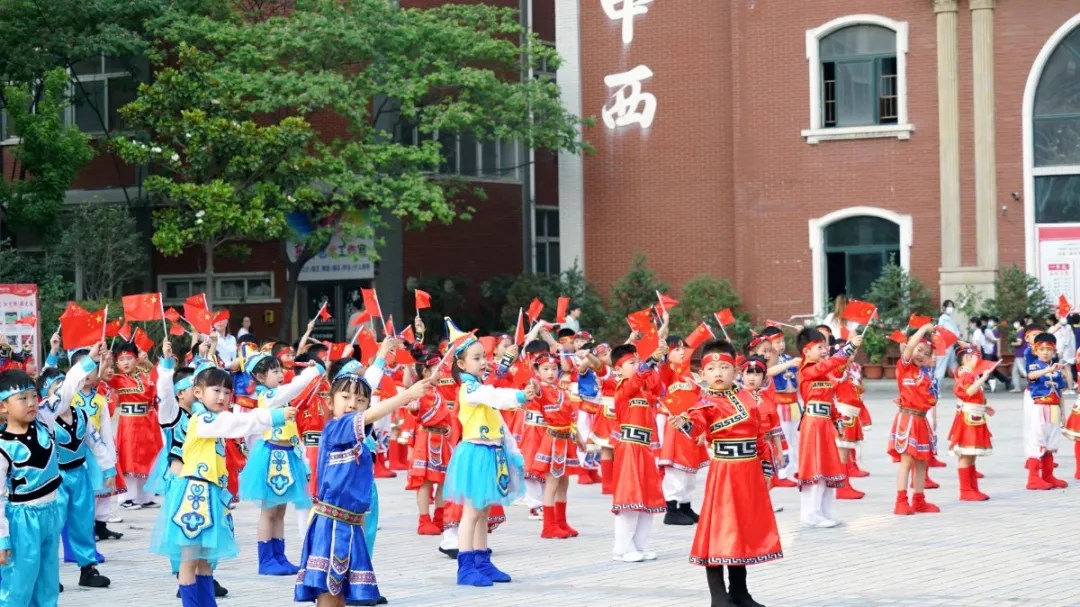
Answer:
[
  {"left": 889, "top": 323, "right": 940, "bottom": 514},
  {"left": 518, "top": 337, "right": 552, "bottom": 520},
  {"left": 406, "top": 354, "right": 451, "bottom": 536},
  {"left": 1064, "top": 374, "right": 1080, "bottom": 480},
  {"left": 831, "top": 344, "right": 867, "bottom": 500},
  {"left": 949, "top": 345, "right": 996, "bottom": 501},
  {"left": 146, "top": 340, "right": 195, "bottom": 497},
  {"left": 107, "top": 342, "right": 161, "bottom": 509},
  {"left": 765, "top": 327, "right": 800, "bottom": 488},
  {"left": 741, "top": 354, "right": 786, "bottom": 513},
  {"left": 443, "top": 320, "right": 534, "bottom": 587},
  {"left": 658, "top": 336, "right": 707, "bottom": 526},
  {"left": 237, "top": 352, "right": 324, "bottom": 576},
  {"left": 151, "top": 363, "right": 294, "bottom": 606},
  {"left": 294, "top": 359, "right": 428, "bottom": 606},
  {"left": 526, "top": 352, "right": 584, "bottom": 539},
  {"left": 796, "top": 328, "right": 862, "bottom": 527},
  {"left": 1022, "top": 331, "right": 1069, "bottom": 490},
  {"left": 671, "top": 342, "right": 781, "bottom": 607},
  {"left": 69, "top": 349, "right": 123, "bottom": 542}
]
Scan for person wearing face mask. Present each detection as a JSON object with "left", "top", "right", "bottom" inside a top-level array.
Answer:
[
  {"left": 934, "top": 301, "right": 961, "bottom": 382},
  {"left": 1010, "top": 319, "right": 1027, "bottom": 393}
]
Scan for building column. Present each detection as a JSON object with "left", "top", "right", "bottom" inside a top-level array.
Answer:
[
  {"left": 935, "top": 0, "right": 961, "bottom": 275},
  {"left": 555, "top": 0, "right": 585, "bottom": 273},
  {"left": 971, "top": 0, "right": 998, "bottom": 274}
]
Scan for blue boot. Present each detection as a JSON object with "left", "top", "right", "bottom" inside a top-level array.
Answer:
[
  {"left": 474, "top": 550, "right": 511, "bottom": 583},
  {"left": 179, "top": 583, "right": 199, "bottom": 607},
  {"left": 271, "top": 538, "right": 300, "bottom": 575},
  {"left": 196, "top": 575, "right": 219, "bottom": 607},
  {"left": 257, "top": 541, "right": 294, "bottom": 576},
  {"left": 456, "top": 551, "right": 492, "bottom": 587}
]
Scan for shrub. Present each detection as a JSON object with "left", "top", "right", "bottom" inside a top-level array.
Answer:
[
  {"left": 864, "top": 263, "right": 935, "bottom": 329},
  {"left": 670, "top": 275, "right": 752, "bottom": 346}
]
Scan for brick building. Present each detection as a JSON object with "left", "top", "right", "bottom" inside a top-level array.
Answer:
[{"left": 554, "top": 0, "right": 1080, "bottom": 320}]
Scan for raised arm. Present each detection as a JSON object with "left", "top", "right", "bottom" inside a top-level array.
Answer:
[
  {"left": 195, "top": 407, "right": 292, "bottom": 439},
  {"left": 156, "top": 352, "right": 179, "bottom": 424},
  {"left": 459, "top": 381, "right": 529, "bottom": 411},
  {"left": 903, "top": 323, "right": 935, "bottom": 362},
  {"left": 262, "top": 364, "right": 324, "bottom": 409},
  {"left": 366, "top": 379, "right": 432, "bottom": 424}
]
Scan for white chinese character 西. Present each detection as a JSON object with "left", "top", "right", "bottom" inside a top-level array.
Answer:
[
  {"left": 602, "top": 65, "right": 657, "bottom": 130},
  {"left": 601, "top": 0, "right": 653, "bottom": 44}
]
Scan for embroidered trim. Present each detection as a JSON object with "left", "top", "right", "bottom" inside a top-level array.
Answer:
[{"left": 689, "top": 551, "right": 783, "bottom": 566}]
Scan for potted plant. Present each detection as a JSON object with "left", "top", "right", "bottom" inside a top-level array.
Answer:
[{"left": 861, "top": 329, "right": 887, "bottom": 380}]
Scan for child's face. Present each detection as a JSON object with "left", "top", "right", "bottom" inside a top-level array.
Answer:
[
  {"left": 617, "top": 355, "right": 639, "bottom": 378},
  {"left": 332, "top": 384, "right": 369, "bottom": 418},
  {"left": 1036, "top": 344, "right": 1056, "bottom": 363},
  {"left": 752, "top": 341, "right": 774, "bottom": 360},
  {"left": 742, "top": 370, "right": 764, "bottom": 390},
  {"left": 802, "top": 342, "right": 827, "bottom": 362},
  {"left": 536, "top": 361, "right": 559, "bottom": 384},
  {"left": 668, "top": 345, "right": 687, "bottom": 366},
  {"left": 960, "top": 353, "right": 977, "bottom": 369},
  {"left": 278, "top": 351, "right": 295, "bottom": 366},
  {"left": 574, "top": 337, "right": 588, "bottom": 351},
  {"left": 456, "top": 342, "right": 486, "bottom": 377},
  {"left": 700, "top": 360, "right": 735, "bottom": 387},
  {"left": 258, "top": 366, "right": 285, "bottom": 389},
  {"left": 0, "top": 390, "right": 36, "bottom": 425},
  {"left": 195, "top": 384, "right": 233, "bottom": 412},
  {"left": 116, "top": 353, "right": 136, "bottom": 375},
  {"left": 771, "top": 338, "right": 785, "bottom": 355},
  {"left": 494, "top": 341, "right": 508, "bottom": 359},
  {"left": 97, "top": 354, "right": 113, "bottom": 382},
  {"left": 177, "top": 387, "right": 197, "bottom": 407},
  {"left": 912, "top": 343, "right": 933, "bottom": 367}
]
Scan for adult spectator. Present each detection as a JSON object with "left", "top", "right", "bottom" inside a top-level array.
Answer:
[
  {"left": 213, "top": 312, "right": 238, "bottom": 366},
  {"left": 981, "top": 316, "right": 1013, "bottom": 392},
  {"left": 1010, "top": 319, "right": 1027, "bottom": 392},
  {"left": 562, "top": 303, "right": 583, "bottom": 333},
  {"left": 1050, "top": 314, "right": 1077, "bottom": 393},
  {"left": 935, "top": 300, "right": 960, "bottom": 381},
  {"left": 346, "top": 297, "right": 366, "bottom": 343},
  {"left": 237, "top": 316, "right": 253, "bottom": 339}
]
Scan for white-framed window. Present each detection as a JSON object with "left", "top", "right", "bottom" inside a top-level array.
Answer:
[
  {"left": 159, "top": 272, "right": 277, "bottom": 305},
  {"left": 534, "top": 206, "right": 560, "bottom": 275},
  {"left": 69, "top": 55, "right": 146, "bottom": 135},
  {"left": 396, "top": 121, "right": 521, "bottom": 182},
  {"left": 535, "top": 41, "right": 557, "bottom": 80},
  {"left": 802, "top": 15, "right": 913, "bottom": 144}
]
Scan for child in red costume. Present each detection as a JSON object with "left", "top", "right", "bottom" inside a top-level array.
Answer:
[
  {"left": 658, "top": 336, "right": 707, "bottom": 527},
  {"left": 742, "top": 354, "right": 787, "bottom": 514},
  {"left": 672, "top": 342, "right": 781, "bottom": 607},
  {"left": 831, "top": 345, "right": 867, "bottom": 500},
  {"left": 795, "top": 327, "right": 862, "bottom": 528},
  {"left": 949, "top": 344, "right": 996, "bottom": 501},
  {"left": 518, "top": 338, "right": 553, "bottom": 519},
  {"left": 107, "top": 342, "right": 161, "bottom": 509},
  {"left": 889, "top": 323, "right": 940, "bottom": 515},
  {"left": 407, "top": 354, "right": 452, "bottom": 535}
]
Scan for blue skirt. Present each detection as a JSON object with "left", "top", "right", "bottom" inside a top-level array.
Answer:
[
  {"left": 151, "top": 477, "right": 238, "bottom": 563},
  {"left": 443, "top": 441, "right": 524, "bottom": 509},
  {"left": 239, "top": 440, "right": 312, "bottom": 508},
  {"left": 294, "top": 512, "right": 379, "bottom": 604},
  {"left": 144, "top": 448, "right": 175, "bottom": 496}
]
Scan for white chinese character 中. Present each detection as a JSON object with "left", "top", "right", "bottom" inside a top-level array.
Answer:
[
  {"left": 601, "top": 0, "right": 653, "bottom": 44},
  {"left": 602, "top": 65, "right": 657, "bottom": 130}
]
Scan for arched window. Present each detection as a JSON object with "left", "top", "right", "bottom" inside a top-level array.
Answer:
[
  {"left": 823, "top": 216, "right": 900, "bottom": 300},
  {"left": 1032, "top": 25, "right": 1080, "bottom": 224}
]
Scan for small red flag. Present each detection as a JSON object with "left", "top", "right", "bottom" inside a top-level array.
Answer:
[
  {"left": 317, "top": 303, "right": 332, "bottom": 322},
  {"left": 633, "top": 328, "right": 660, "bottom": 361},
  {"left": 479, "top": 336, "right": 497, "bottom": 359},
  {"left": 973, "top": 357, "right": 998, "bottom": 377},
  {"left": 1058, "top": 295, "right": 1072, "bottom": 319},
  {"left": 840, "top": 325, "right": 851, "bottom": 341},
  {"left": 714, "top": 308, "right": 736, "bottom": 327},
  {"left": 512, "top": 360, "right": 534, "bottom": 388},
  {"left": 627, "top": 308, "right": 654, "bottom": 333},
  {"left": 377, "top": 375, "right": 399, "bottom": 398},
  {"left": 133, "top": 328, "right": 154, "bottom": 354},
  {"left": 349, "top": 310, "right": 372, "bottom": 327},
  {"left": 361, "top": 288, "right": 383, "bottom": 319},
  {"left": 684, "top": 322, "right": 715, "bottom": 351},
  {"left": 61, "top": 309, "right": 106, "bottom": 350},
  {"left": 164, "top": 307, "right": 181, "bottom": 323},
  {"left": 555, "top": 297, "right": 570, "bottom": 324},
  {"left": 841, "top": 299, "right": 877, "bottom": 326},
  {"left": 664, "top": 389, "right": 701, "bottom": 416},
  {"left": 656, "top": 292, "right": 679, "bottom": 313},
  {"left": 169, "top": 321, "right": 186, "bottom": 336},
  {"left": 122, "top": 292, "right": 164, "bottom": 322},
  {"left": 932, "top": 326, "right": 959, "bottom": 355},
  {"left": 889, "top": 330, "right": 908, "bottom": 345},
  {"left": 907, "top": 314, "right": 932, "bottom": 329},
  {"left": 324, "top": 342, "right": 349, "bottom": 361},
  {"left": 118, "top": 322, "right": 133, "bottom": 342},
  {"left": 60, "top": 302, "right": 89, "bottom": 320},
  {"left": 527, "top": 298, "right": 544, "bottom": 323},
  {"left": 14, "top": 314, "right": 36, "bottom": 328},
  {"left": 356, "top": 328, "right": 379, "bottom": 364},
  {"left": 514, "top": 308, "right": 526, "bottom": 346},
  {"left": 184, "top": 293, "right": 209, "bottom": 310},
  {"left": 396, "top": 348, "right": 416, "bottom": 365},
  {"left": 400, "top": 326, "right": 415, "bottom": 343},
  {"left": 384, "top": 315, "right": 395, "bottom": 337},
  {"left": 103, "top": 319, "right": 122, "bottom": 338},
  {"left": 415, "top": 289, "right": 432, "bottom": 310},
  {"left": 183, "top": 304, "right": 214, "bottom": 334},
  {"left": 212, "top": 310, "right": 230, "bottom": 325}
]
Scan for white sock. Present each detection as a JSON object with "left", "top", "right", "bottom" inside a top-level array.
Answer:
[
  {"left": 296, "top": 507, "right": 311, "bottom": 543},
  {"left": 612, "top": 511, "right": 639, "bottom": 556}
]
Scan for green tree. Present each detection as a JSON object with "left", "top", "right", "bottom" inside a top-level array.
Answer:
[
  {"left": 863, "top": 263, "right": 935, "bottom": 329},
  {"left": 985, "top": 265, "right": 1052, "bottom": 324},
  {"left": 607, "top": 253, "right": 669, "bottom": 328},
  {"left": 670, "top": 275, "right": 752, "bottom": 345},
  {"left": 138, "top": 0, "right": 588, "bottom": 339},
  {"left": 58, "top": 203, "right": 148, "bottom": 301}
]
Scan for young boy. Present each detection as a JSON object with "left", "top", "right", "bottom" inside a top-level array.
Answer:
[
  {"left": 658, "top": 336, "right": 706, "bottom": 526},
  {"left": 1023, "top": 331, "right": 1069, "bottom": 490},
  {"left": 765, "top": 327, "right": 800, "bottom": 487}
]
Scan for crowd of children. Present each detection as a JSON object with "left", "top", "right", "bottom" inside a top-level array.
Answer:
[{"left": 1, "top": 293, "right": 1078, "bottom": 607}]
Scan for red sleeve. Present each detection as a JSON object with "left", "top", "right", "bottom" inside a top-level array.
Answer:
[{"left": 800, "top": 352, "right": 850, "bottom": 381}]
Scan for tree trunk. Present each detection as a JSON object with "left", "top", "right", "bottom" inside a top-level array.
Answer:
[{"left": 204, "top": 241, "right": 215, "bottom": 309}]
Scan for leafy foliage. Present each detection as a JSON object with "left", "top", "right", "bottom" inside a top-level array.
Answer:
[
  {"left": 607, "top": 253, "right": 668, "bottom": 320},
  {"left": 861, "top": 326, "right": 888, "bottom": 364},
  {"left": 58, "top": 204, "right": 147, "bottom": 301},
  {"left": 0, "top": 240, "right": 74, "bottom": 343},
  {"left": 863, "top": 263, "right": 935, "bottom": 330},
  {"left": 985, "top": 265, "right": 1052, "bottom": 324},
  {"left": 484, "top": 263, "right": 608, "bottom": 337},
  {"left": 669, "top": 275, "right": 752, "bottom": 345}
]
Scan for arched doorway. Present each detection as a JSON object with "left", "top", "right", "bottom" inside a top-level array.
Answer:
[{"left": 1025, "top": 14, "right": 1080, "bottom": 303}]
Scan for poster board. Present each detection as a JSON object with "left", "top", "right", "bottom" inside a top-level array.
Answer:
[{"left": 0, "top": 284, "right": 41, "bottom": 370}]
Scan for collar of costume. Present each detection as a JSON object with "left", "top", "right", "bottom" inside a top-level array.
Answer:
[
  {"left": 39, "top": 374, "right": 65, "bottom": 398},
  {"left": 459, "top": 372, "right": 480, "bottom": 385},
  {"left": 244, "top": 352, "right": 270, "bottom": 374},
  {"left": 701, "top": 352, "right": 735, "bottom": 366},
  {"left": 174, "top": 376, "right": 195, "bottom": 392}
]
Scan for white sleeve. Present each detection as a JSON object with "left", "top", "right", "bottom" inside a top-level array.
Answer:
[
  {"left": 364, "top": 361, "right": 386, "bottom": 394},
  {"left": 49, "top": 357, "right": 97, "bottom": 425},
  {"left": 156, "top": 365, "right": 178, "bottom": 424},
  {"left": 195, "top": 408, "right": 277, "bottom": 439},
  {"left": 97, "top": 401, "right": 117, "bottom": 457},
  {"left": 262, "top": 366, "right": 322, "bottom": 409},
  {"left": 85, "top": 413, "right": 117, "bottom": 471},
  {"left": 0, "top": 454, "right": 8, "bottom": 550},
  {"left": 459, "top": 383, "right": 525, "bottom": 411}
]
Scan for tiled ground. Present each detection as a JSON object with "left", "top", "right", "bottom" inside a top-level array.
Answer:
[{"left": 59, "top": 384, "right": 1079, "bottom": 606}]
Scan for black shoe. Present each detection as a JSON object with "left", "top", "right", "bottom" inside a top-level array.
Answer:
[
  {"left": 214, "top": 579, "right": 229, "bottom": 597},
  {"left": 139, "top": 501, "right": 159, "bottom": 509},
  {"left": 79, "top": 564, "right": 111, "bottom": 588},
  {"left": 94, "top": 521, "right": 124, "bottom": 541},
  {"left": 59, "top": 583, "right": 64, "bottom": 593},
  {"left": 706, "top": 566, "right": 734, "bottom": 607},
  {"left": 376, "top": 596, "right": 389, "bottom": 605},
  {"left": 678, "top": 502, "right": 700, "bottom": 523},
  {"left": 438, "top": 546, "right": 458, "bottom": 559},
  {"left": 728, "top": 565, "right": 764, "bottom": 607},
  {"left": 119, "top": 500, "right": 142, "bottom": 510},
  {"left": 663, "top": 500, "right": 694, "bottom": 526}
]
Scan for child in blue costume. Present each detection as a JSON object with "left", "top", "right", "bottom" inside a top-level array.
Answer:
[
  {"left": 0, "top": 340, "right": 103, "bottom": 607},
  {"left": 151, "top": 364, "right": 296, "bottom": 607},
  {"left": 295, "top": 358, "right": 429, "bottom": 606},
  {"left": 442, "top": 319, "right": 535, "bottom": 587},
  {"left": 238, "top": 352, "right": 324, "bottom": 576}
]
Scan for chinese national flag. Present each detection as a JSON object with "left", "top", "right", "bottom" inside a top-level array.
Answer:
[
  {"left": 377, "top": 375, "right": 399, "bottom": 398},
  {"left": 15, "top": 314, "right": 36, "bottom": 327},
  {"left": 415, "top": 289, "right": 432, "bottom": 310},
  {"left": 104, "top": 319, "right": 123, "bottom": 338},
  {"left": 1058, "top": 295, "right": 1072, "bottom": 319},
  {"left": 384, "top": 315, "right": 395, "bottom": 338},
  {"left": 400, "top": 326, "right": 415, "bottom": 343},
  {"left": 555, "top": 297, "right": 570, "bottom": 324},
  {"left": 514, "top": 308, "right": 526, "bottom": 346},
  {"left": 512, "top": 360, "right": 534, "bottom": 389},
  {"left": 626, "top": 308, "right": 654, "bottom": 333},
  {"left": 164, "top": 307, "right": 181, "bottom": 323},
  {"left": 479, "top": 336, "right": 497, "bottom": 359},
  {"left": 684, "top": 322, "right": 715, "bottom": 351},
  {"left": 527, "top": 298, "right": 544, "bottom": 323},
  {"left": 61, "top": 309, "right": 106, "bottom": 350},
  {"left": 317, "top": 303, "right": 332, "bottom": 322},
  {"left": 396, "top": 347, "right": 416, "bottom": 365},
  {"left": 60, "top": 302, "right": 89, "bottom": 320},
  {"left": 169, "top": 321, "right": 186, "bottom": 336},
  {"left": 932, "top": 326, "right": 959, "bottom": 355},
  {"left": 840, "top": 325, "right": 851, "bottom": 341},
  {"left": 633, "top": 328, "right": 660, "bottom": 362},
  {"left": 361, "top": 288, "right": 383, "bottom": 319},
  {"left": 908, "top": 314, "right": 932, "bottom": 329},
  {"left": 184, "top": 293, "right": 209, "bottom": 310},
  {"left": 656, "top": 292, "right": 679, "bottom": 313},
  {"left": 714, "top": 308, "right": 736, "bottom": 327},
  {"left": 356, "top": 328, "right": 379, "bottom": 364},
  {"left": 133, "top": 328, "right": 154, "bottom": 354},
  {"left": 183, "top": 303, "right": 214, "bottom": 334},
  {"left": 973, "top": 358, "right": 999, "bottom": 377},
  {"left": 664, "top": 389, "right": 701, "bottom": 416},
  {"left": 118, "top": 322, "right": 133, "bottom": 341},
  {"left": 889, "top": 330, "right": 908, "bottom": 345},
  {"left": 841, "top": 299, "right": 877, "bottom": 325},
  {"left": 324, "top": 342, "right": 349, "bottom": 361},
  {"left": 122, "top": 292, "right": 163, "bottom": 322},
  {"left": 349, "top": 310, "right": 372, "bottom": 327}
]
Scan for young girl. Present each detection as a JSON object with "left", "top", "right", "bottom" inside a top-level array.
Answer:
[
  {"left": 527, "top": 352, "right": 584, "bottom": 539},
  {"left": 151, "top": 364, "right": 294, "bottom": 606},
  {"left": 238, "top": 353, "right": 324, "bottom": 576},
  {"left": 443, "top": 321, "right": 535, "bottom": 587},
  {"left": 293, "top": 359, "right": 429, "bottom": 606},
  {"left": 949, "top": 345, "right": 996, "bottom": 501},
  {"left": 741, "top": 354, "right": 786, "bottom": 513},
  {"left": 671, "top": 342, "right": 781, "bottom": 607},
  {"left": 107, "top": 342, "right": 161, "bottom": 510},
  {"left": 406, "top": 355, "right": 451, "bottom": 536},
  {"left": 658, "top": 336, "right": 707, "bottom": 527},
  {"left": 889, "top": 323, "right": 940, "bottom": 514},
  {"left": 831, "top": 345, "right": 867, "bottom": 500}
]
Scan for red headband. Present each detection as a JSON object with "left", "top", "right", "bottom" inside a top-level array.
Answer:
[
  {"left": 747, "top": 335, "right": 768, "bottom": 351},
  {"left": 534, "top": 353, "right": 557, "bottom": 367},
  {"left": 742, "top": 359, "right": 767, "bottom": 373},
  {"left": 593, "top": 343, "right": 611, "bottom": 355},
  {"left": 614, "top": 351, "right": 638, "bottom": 368},
  {"left": 801, "top": 340, "right": 824, "bottom": 354},
  {"left": 276, "top": 347, "right": 294, "bottom": 357},
  {"left": 116, "top": 352, "right": 137, "bottom": 362},
  {"left": 558, "top": 336, "right": 576, "bottom": 344},
  {"left": 701, "top": 352, "right": 735, "bottom": 367}
]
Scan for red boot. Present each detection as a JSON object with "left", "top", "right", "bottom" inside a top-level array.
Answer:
[
  {"left": 1075, "top": 442, "right": 1080, "bottom": 480},
  {"left": 923, "top": 473, "right": 940, "bottom": 489},
  {"left": 847, "top": 459, "right": 869, "bottom": 478},
  {"left": 835, "top": 477, "right": 865, "bottom": 500},
  {"left": 540, "top": 505, "right": 569, "bottom": 539},
  {"left": 577, "top": 470, "right": 596, "bottom": 485},
  {"left": 555, "top": 502, "right": 578, "bottom": 537},
  {"left": 958, "top": 467, "right": 988, "bottom": 501},
  {"left": 433, "top": 506, "right": 445, "bottom": 530},
  {"left": 417, "top": 514, "right": 441, "bottom": 535},
  {"left": 928, "top": 455, "right": 947, "bottom": 468},
  {"left": 968, "top": 466, "right": 990, "bottom": 500},
  {"left": 600, "top": 459, "right": 614, "bottom": 496},
  {"left": 1041, "top": 453, "right": 1069, "bottom": 488},
  {"left": 911, "top": 492, "right": 940, "bottom": 513},
  {"left": 1025, "top": 457, "right": 1053, "bottom": 490},
  {"left": 893, "top": 490, "right": 914, "bottom": 515},
  {"left": 373, "top": 453, "right": 397, "bottom": 478}
]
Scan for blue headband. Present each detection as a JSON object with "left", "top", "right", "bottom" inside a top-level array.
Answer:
[
  {"left": 333, "top": 359, "right": 370, "bottom": 390},
  {"left": 453, "top": 335, "right": 478, "bottom": 357},
  {"left": 244, "top": 352, "right": 271, "bottom": 374},
  {"left": 194, "top": 361, "right": 219, "bottom": 381},
  {"left": 39, "top": 374, "right": 65, "bottom": 398},
  {"left": 174, "top": 376, "right": 195, "bottom": 392},
  {"left": 0, "top": 384, "right": 35, "bottom": 402}
]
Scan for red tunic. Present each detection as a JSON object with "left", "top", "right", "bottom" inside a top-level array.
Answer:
[
  {"left": 527, "top": 384, "right": 580, "bottom": 478},
  {"left": 749, "top": 389, "right": 784, "bottom": 446},
  {"left": 107, "top": 371, "right": 161, "bottom": 478},
  {"left": 888, "top": 357, "right": 936, "bottom": 461},
  {"left": 519, "top": 391, "right": 548, "bottom": 482},
  {"left": 685, "top": 388, "right": 782, "bottom": 566},
  {"left": 658, "top": 365, "right": 708, "bottom": 473},
  {"left": 589, "top": 369, "right": 618, "bottom": 449},
  {"left": 796, "top": 353, "right": 849, "bottom": 487},
  {"left": 1064, "top": 401, "right": 1080, "bottom": 441},
  {"left": 407, "top": 392, "right": 453, "bottom": 488},
  {"left": 297, "top": 378, "right": 330, "bottom": 492},
  {"left": 611, "top": 367, "right": 665, "bottom": 514},
  {"left": 833, "top": 364, "right": 865, "bottom": 449},
  {"left": 947, "top": 368, "right": 992, "bottom": 455}
]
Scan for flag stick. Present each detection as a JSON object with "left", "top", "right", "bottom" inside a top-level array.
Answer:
[
  {"left": 101, "top": 306, "right": 109, "bottom": 343},
  {"left": 860, "top": 309, "right": 877, "bottom": 337},
  {"left": 655, "top": 290, "right": 667, "bottom": 315},
  {"left": 160, "top": 299, "right": 168, "bottom": 340},
  {"left": 718, "top": 324, "right": 731, "bottom": 342}
]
